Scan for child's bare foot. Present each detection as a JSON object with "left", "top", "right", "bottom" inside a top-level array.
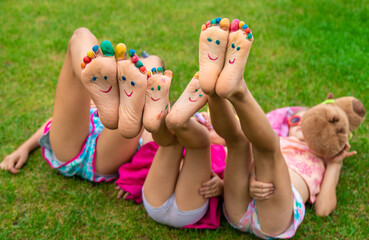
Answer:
[
  {"left": 117, "top": 49, "right": 150, "bottom": 138},
  {"left": 199, "top": 17, "right": 230, "bottom": 95},
  {"left": 143, "top": 67, "right": 172, "bottom": 133},
  {"left": 215, "top": 19, "right": 253, "bottom": 99},
  {"left": 166, "top": 72, "right": 208, "bottom": 129},
  {"left": 81, "top": 40, "right": 119, "bottom": 129}
]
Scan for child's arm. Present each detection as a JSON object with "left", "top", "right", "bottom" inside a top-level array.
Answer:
[
  {"left": 199, "top": 171, "right": 224, "bottom": 198},
  {"left": 0, "top": 119, "right": 50, "bottom": 174},
  {"left": 314, "top": 143, "right": 356, "bottom": 216}
]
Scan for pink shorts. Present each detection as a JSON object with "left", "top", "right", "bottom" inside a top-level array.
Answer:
[{"left": 224, "top": 186, "right": 305, "bottom": 239}]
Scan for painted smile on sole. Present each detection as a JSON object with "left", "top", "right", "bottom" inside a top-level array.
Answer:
[
  {"left": 189, "top": 97, "right": 199, "bottom": 102},
  {"left": 229, "top": 58, "right": 236, "bottom": 64},
  {"left": 208, "top": 54, "right": 218, "bottom": 61},
  {"left": 124, "top": 90, "right": 133, "bottom": 97},
  {"left": 151, "top": 97, "right": 160, "bottom": 101},
  {"left": 100, "top": 85, "right": 112, "bottom": 93}
]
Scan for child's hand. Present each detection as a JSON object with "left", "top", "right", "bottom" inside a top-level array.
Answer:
[
  {"left": 0, "top": 147, "right": 29, "bottom": 174},
  {"left": 199, "top": 171, "right": 224, "bottom": 198},
  {"left": 249, "top": 171, "right": 274, "bottom": 200},
  {"left": 115, "top": 186, "right": 131, "bottom": 200},
  {"left": 193, "top": 112, "right": 212, "bottom": 130},
  {"left": 326, "top": 142, "right": 357, "bottom": 165}
]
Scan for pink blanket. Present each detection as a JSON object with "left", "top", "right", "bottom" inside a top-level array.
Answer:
[{"left": 115, "top": 107, "right": 302, "bottom": 229}]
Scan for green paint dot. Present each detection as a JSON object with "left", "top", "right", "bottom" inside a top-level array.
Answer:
[
  {"left": 157, "top": 67, "right": 163, "bottom": 72},
  {"left": 195, "top": 89, "right": 198, "bottom": 92},
  {"left": 207, "top": 38, "right": 212, "bottom": 42},
  {"left": 237, "top": 46, "right": 240, "bottom": 51},
  {"left": 158, "top": 86, "right": 161, "bottom": 91},
  {"left": 199, "top": 94, "right": 203, "bottom": 97},
  {"left": 100, "top": 40, "right": 115, "bottom": 56},
  {"left": 231, "top": 43, "right": 235, "bottom": 48},
  {"left": 211, "top": 19, "right": 216, "bottom": 24},
  {"left": 165, "top": 104, "right": 168, "bottom": 110},
  {"left": 151, "top": 87, "right": 154, "bottom": 91},
  {"left": 215, "top": 40, "right": 220, "bottom": 45}
]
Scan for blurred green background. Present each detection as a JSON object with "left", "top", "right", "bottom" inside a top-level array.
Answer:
[{"left": 1, "top": 0, "right": 368, "bottom": 239}]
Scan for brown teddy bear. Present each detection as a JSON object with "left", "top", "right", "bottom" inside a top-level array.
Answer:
[{"left": 301, "top": 93, "right": 366, "bottom": 159}]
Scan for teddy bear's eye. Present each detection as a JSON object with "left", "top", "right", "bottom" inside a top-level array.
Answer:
[{"left": 329, "top": 116, "right": 339, "bottom": 123}]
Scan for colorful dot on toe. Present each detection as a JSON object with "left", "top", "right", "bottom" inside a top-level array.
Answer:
[
  {"left": 207, "top": 38, "right": 212, "bottom": 42},
  {"left": 87, "top": 51, "right": 95, "bottom": 59},
  {"left": 239, "top": 21, "right": 245, "bottom": 29},
  {"left": 131, "top": 81, "right": 135, "bottom": 86},
  {"left": 231, "top": 43, "right": 235, "bottom": 48},
  {"left": 247, "top": 33, "right": 253, "bottom": 39},
  {"left": 132, "top": 55, "right": 139, "bottom": 63},
  {"left": 230, "top": 19, "right": 240, "bottom": 32},
  {"left": 242, "top": 24, "right": 248, "bottom": 30},
  {"left": 157, "top": 67, "right": 163, "bottom": 72},
  {"left": 193, "top": 72, "right": 199, "bottom": 79},
  {"left": 216, "top": 17, "right": 221, "bottom": 24},
  {"left": 211, "top": 19, "right": 216, "bottom": 25},
  {"left": 245, "top": 28, "right": 251, "bottom": 34},
  {"left": 206, "top": 21, "right": 211, "bottom": 27},
  {"left": 92, "top": 45, "right": 99, "bottom": 53},
  {"left": 219, "top": 18, "right": 230, "bottom": 29},
  {"left": 215, "top": 40, "right": 220, "bottom": 45},
  {"left": 140, "top": 66, "right": 146, "bottom": 72},
  {"left": 158, "top": 86, "right": 161, "bottom": 91},
  {"left": 83, "top": 56, "right": 91, "bottom": 63},
  {"left": 151, "top": 67, "right": 157, "bottom": 73},
  {"left": 201, "top": 24, "right": 206, "bottom": 31},
  {"left": 101, "top": 40, "right": 115, "bottom": 56},
  {"left": 81, "top": 62, "right": 86, "bottom": 69},
  {"left": 136, "top": 61, "right": 143, "bottom": 67},
  {"left": 122, "top": 76, "right": 126, "bottom": 81},
  {"left": 128, "top": 49, "right": 136, "bottom": 57}
]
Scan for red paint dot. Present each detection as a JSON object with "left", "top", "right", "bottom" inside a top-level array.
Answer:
[
  {"left": 132, "top": 55, "right": 139, "bottom": 63},
  {"left": 245, "top": 28, "right": 251, "bottom": 34},
  {"left": 83, "top": 56, "right": 91, "bottom": 63},
  {"left": 140, "top": 66, "right": 146, "bottom": 72}
]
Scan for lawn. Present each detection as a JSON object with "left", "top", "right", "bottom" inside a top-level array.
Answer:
[{"left": 0, "top": 0, "right": 368, "bottom": 239}]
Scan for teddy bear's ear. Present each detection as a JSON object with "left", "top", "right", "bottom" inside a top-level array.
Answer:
[
  {"left": 326, "top": 92, "right": 335, "bottom": 99},
  {"left": 335, "top": 97, "right": 366, "bottom": 131}
]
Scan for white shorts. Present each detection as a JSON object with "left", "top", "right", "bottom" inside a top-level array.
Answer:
[{"left": 142, "top": 189, "right": 209, "bottom": 228}]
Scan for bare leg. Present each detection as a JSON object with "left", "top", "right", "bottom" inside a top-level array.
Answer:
[
  {"left": 215, "top": 21, "right": 294, "bottom": 235},
  {"left": 50, "top": 28, "right": 98, "bottom": 162},
  {"left": 49, "top": 28, "right": 142, "bottom": 176},
  {"left": 207, "top": 94, "right": 253, "bottom": 224}
]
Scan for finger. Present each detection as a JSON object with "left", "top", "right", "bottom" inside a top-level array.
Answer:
[
  {"left": 8, "top": 166, "right": 19, "bottom": 174},
  {"left": 345, "top": 151, "right": 357, "bottom": 158},
  {"left": 123, "top": 192, "right": 130, "bottom": 199},
  {"left": 117, "top": 190, "right": 125, "bottom": 199},
  {"left": 115, "top": 186, "right": 121, "bottom": 190},
  {"left": 15, "top": 157, "right": 26, "bottom": 169}
]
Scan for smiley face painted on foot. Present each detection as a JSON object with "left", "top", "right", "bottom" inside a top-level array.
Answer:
[
  {"left": 120, "top": 75, "right": 139, "bottom": 97},
  {"left": 206, "top": 37, "right": 222, "bottom": 61},
  {"left": 90, "top": 75, "right": 113, "bottom": 93},
  {"left": 188, "top": 88, "right": 204, "bottom": 102},
  {"left": 228, "top": 43, "right": 241, "bottom": 64}
]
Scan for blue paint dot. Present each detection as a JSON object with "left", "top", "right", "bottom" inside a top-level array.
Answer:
[
  {"left": 158, "top": 86, "right": 161, "bottom": 91},
  {"left": 237, "top": 46, "right": 240, "bottom": 51},
  {"left": 104, "top": 76, "right": 107, "bottom": 80},
  {"left": 92, "top": 45, "right": 99, "bottom": 52},
  {"left": 131, "top": 81, "right": 135, "bottom": 86},
  {"left": 215, "top": 40, "right": 220, "bottom": 45},
  {"left": 92, "top": 76, "right": 97, "bottom": 81},
  {"left": 232, "top": 43, "right": 235, "bottom": 48},
  {"left": 242, "top": 24, "right": 248, "bottom": 30},
  {"left": 128, "top": 49, "right": 136, "bottom": 57},
  {"left": 151, "top": 67, "right": 157, "bottom": 73},
  {"left": 216, "top": 17, "right": 221, "bottom": 23},
  {"left": 207, "top": 38, "right": 212, "bottom": 42},
  {"left": 122, "top": 76, "right": 126, "bottom": 81}
]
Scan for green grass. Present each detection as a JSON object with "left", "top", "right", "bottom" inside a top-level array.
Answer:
[{"left": 1, "top": 0, "right": 368, "bottom": 239}]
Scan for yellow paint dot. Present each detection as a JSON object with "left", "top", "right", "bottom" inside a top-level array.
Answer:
[
  {"left": 239, "top": 21, "right": 245, "bottom": 29},
  {"left": 201, "top": 24, "right": 206, "bottom": 31},
  {"left": 87, "top": 50, "right": 95, "bottom": 59},
  {"left": 219, "top": 18, "right": 230, "bottom": 30},
  {"left": 193, "top": 72, "right": 199, "bottom": 79},
  {"left": 115, "top": 43, "right": 127, "bottom": 60}
]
